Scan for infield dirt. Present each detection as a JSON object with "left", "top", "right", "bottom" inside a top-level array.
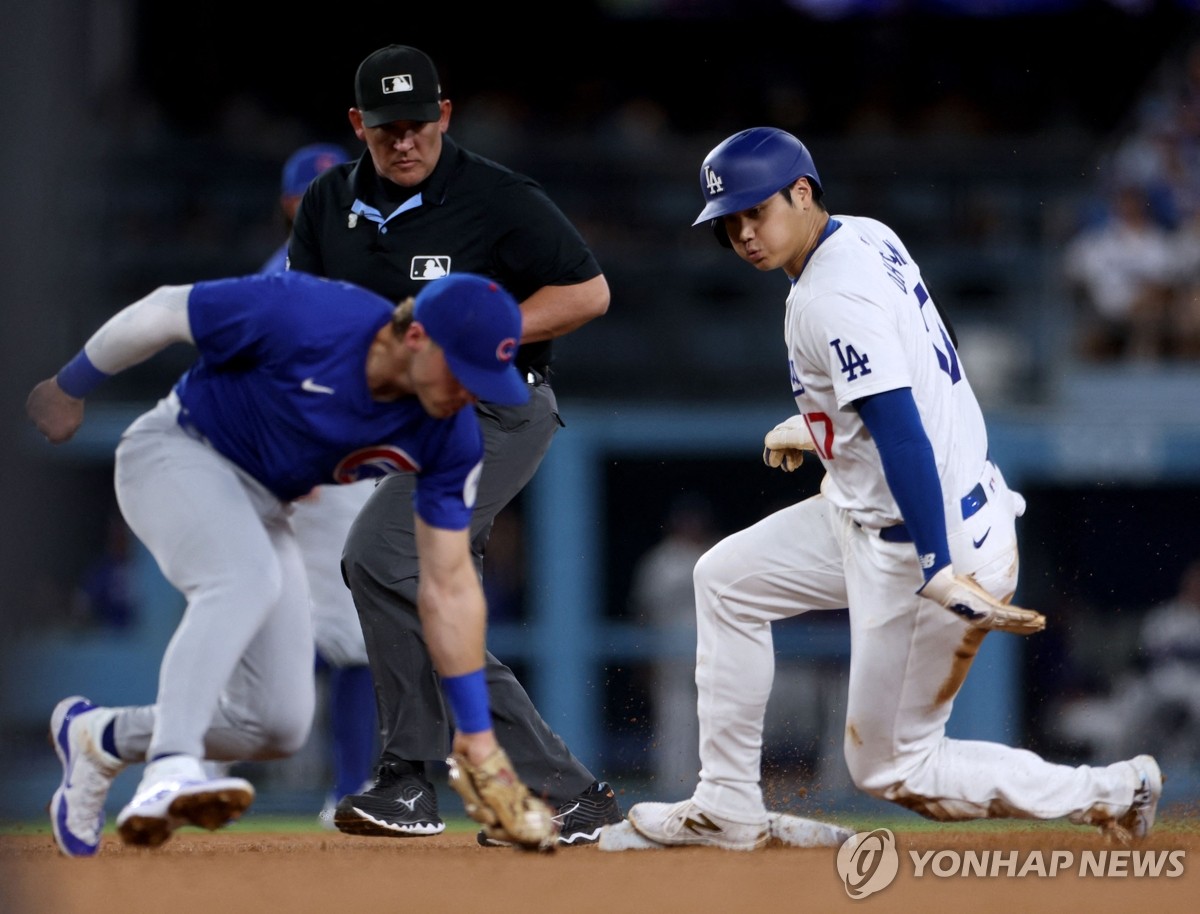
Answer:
[{"left": 3, "top": 821, "right": 1199, "bottom": 914}]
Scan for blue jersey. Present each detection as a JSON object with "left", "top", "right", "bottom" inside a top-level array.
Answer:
[{"left": 172, "top": 271, "right": 482, "bottom": 528}]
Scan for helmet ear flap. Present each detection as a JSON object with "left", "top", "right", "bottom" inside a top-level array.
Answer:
[{"left": 711, "top": 218, "right": 733, "bottom": 249}]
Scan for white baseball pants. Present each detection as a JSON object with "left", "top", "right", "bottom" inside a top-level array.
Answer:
[{"left": 691, "top": 462, "right": 1140, "bottom": 827}]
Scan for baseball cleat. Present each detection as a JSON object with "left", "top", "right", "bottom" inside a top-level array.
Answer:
[
  {"left": 116, "top": 755, "right": 254, "bottom": 848},
  {"left": 627, "top": 799, "right": 769, "bottom": 851},
  {"left": 598, "top": 819, "right": 669, "bottom": 851},
  {"left": 767, "top": 812, "right": 856, "bottom": 848},
  {"left": 477, "top": 780, "right": 622, "bottom": 848},
  {"left": 1103, "top": 755, "right": 1162, "bottom": 845},
  {"left": 333, "top": 762, "right": 444, "bottom": 836},
  {"left": 49, "top": 696, "right": 125, "bottom": 858}
]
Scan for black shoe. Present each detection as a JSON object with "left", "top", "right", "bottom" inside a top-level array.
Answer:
[
  {"left": 477, "top": 780, "right": 622, "bottom": 847},
  {"left": 333, "top": 761, "right": 444, "bottom": 837}
]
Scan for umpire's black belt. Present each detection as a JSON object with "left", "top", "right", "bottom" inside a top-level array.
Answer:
[{"left": 874, "top": 482, "right": 988, "bottom": 544}]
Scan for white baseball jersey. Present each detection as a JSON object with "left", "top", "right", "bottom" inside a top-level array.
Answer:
[{"left": 784, "top": 215, "right": 989, "bottom": 531}]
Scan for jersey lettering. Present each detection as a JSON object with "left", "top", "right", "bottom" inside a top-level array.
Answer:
[
  {"left": 831, "top": 338, "right": 872, "bottom": 382},
  {"left": 915, "top": 281, "right": 931, "bottom": 329},
  {"left": 914, "top": 281, "right": 961, "bottom": 385},
  {"left": 935, "top": 325, "right": 961, "bottom": 383},
  {"left": 805, "top": 412, "right": 835, "bottom": 460},
  {"left": 789, "top": 358, "right": 805, "bottom": 395},
  {"left": 879, "top": 240, "right": 908, "bottom": 293}
]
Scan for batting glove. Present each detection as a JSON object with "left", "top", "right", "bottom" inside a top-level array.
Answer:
[
  {"left": 763, "top": 415, "right": 816, "bottom": 472},
  {"left": 919, "top": 566, "right": 1045, "bottom": 636}
]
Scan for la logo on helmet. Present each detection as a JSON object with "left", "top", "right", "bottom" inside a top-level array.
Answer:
[{"left": 704, "top": 165, "right": 724, "bottom": 196}]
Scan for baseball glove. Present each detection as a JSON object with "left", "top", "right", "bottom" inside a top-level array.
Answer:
[{"left": 446, "top": 747, "right": 558, "bottom": 852}]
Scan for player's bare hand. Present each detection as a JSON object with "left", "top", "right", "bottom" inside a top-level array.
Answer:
[
  {"left": 26, "top": 377, "right": 84, "bottom": 444},
  {"left": 920, "top": 565, "right": 1045, "bottom": 636},
  {"left": 763, "top": 415, "right": 816, "bottom": 472}
]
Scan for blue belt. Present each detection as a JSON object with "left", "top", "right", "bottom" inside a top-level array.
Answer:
[{"left": 878, "top": 481, "right": 988, "bottom": 544}]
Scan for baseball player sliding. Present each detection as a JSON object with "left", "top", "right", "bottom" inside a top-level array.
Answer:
[
  {"left": 609, "top": 128, "right": 1161, "bottom": 852},
  {"left": 28, "top": 271, "right": 557, "bottom": 855}
]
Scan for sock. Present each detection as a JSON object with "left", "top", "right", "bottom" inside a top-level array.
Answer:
[
  {"left": 330, "top": 664, "right": 379, "bottom": 798},
  {"left": 102, "top": 720, "right": 119, "bottom": 759}
]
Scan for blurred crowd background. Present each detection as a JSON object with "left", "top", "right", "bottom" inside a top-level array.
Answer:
[{"left": 3, "top": 0, "right": 1200, "bottom": 819}]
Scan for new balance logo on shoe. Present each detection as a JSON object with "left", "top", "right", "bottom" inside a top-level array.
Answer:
[{"left": 684, "top": 812, "right": 722, "bottom": 836}]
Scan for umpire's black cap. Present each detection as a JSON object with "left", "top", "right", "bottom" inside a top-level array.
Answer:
[{"left": 355, "top": 45, "right": 442, "bottom": 127}]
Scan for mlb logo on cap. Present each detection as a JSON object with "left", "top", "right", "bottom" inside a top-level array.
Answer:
[{"left": 382, "top": 75, "right": 414, "bottom": 95}]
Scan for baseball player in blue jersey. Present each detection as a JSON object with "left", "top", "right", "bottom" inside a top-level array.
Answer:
[
  {"left": 261, "top": 143, "right": 350, "bottom": 275},
  {"left": 621, "top": 128, "right": 1162, "bottom": 850},
  {"left": 28, "top": 271, "right": 557, "bottom": 855}
]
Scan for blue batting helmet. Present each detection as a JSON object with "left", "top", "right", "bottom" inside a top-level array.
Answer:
[
  {"left": 282, "top": 143, "right": 350, "bottom": 198},
  {"left": 693, "top": 127, "right": 821, "bottom": 226}
]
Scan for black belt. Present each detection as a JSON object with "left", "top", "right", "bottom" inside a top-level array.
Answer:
[{"left": 877, "top": 481, "right": 989, "bottom": 544}]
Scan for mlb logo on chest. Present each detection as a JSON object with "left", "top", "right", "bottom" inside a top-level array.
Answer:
[{"left": 411, "top": 256, "right": 451, "bottom": 280}]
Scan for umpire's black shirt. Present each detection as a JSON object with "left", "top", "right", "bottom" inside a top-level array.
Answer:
[{"left": 288, "top": 135, "right": 601, "bottom": 376}]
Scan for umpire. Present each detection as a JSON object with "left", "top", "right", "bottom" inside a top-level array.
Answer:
[{"left": 288, "top": 44, "right": 616, "bottom": 845}]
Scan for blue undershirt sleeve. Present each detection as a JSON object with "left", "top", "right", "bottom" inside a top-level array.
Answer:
[{"left": 855, "top": 388, "right": 951, "bottom": 581}]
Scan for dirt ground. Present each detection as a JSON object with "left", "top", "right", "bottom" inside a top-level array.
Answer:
[{"left": 2, "top": 821, "right": 1198, "bottom": 914}]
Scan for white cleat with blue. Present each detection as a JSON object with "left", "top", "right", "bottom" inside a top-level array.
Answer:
[
  {"left": 1103, "top": 754, "right": 1163, "bottom": 845},
  {"left": 116, "top": 754, "right": 255, "bottom": 848},
  {"left": 49, "top": 695, "right": 125, "bottom": 858}
]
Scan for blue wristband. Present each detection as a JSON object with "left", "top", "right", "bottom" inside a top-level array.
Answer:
[
  {"left": 56, "top": 350, "right": 109, "bottom": 399},
  {"left": 442, "top": 668, "right": 491, "bottom": 734}
]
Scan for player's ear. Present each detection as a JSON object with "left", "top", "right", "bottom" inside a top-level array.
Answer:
[{"left": 405, "top": 321, "right": 428, "bottom": 347}]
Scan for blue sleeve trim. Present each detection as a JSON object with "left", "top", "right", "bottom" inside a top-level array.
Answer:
[
  {"left": 56, "top": 350, "right": 110, "bottom": 399},
  {"left": 442, "top": 668, "right": 491, "bottom": 734},
  {"left": 856, "top": 388, "right": 950, "bottom": 580}
]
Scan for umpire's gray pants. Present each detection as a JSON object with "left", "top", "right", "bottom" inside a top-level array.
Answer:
[{"left": 341, "top": 381, "right": 597, "bottom": 804}]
